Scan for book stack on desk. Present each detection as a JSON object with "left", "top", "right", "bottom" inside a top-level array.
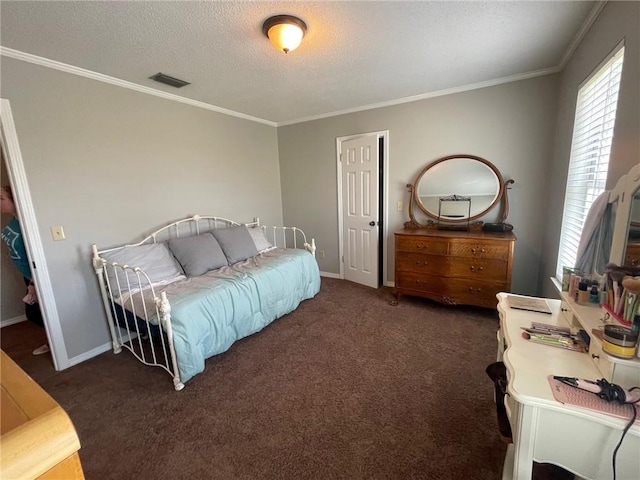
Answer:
[{"left": 506, "top": 295, "right": 552, "bottom": 314}]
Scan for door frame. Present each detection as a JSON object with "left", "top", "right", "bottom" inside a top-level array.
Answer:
[
  {"left": 336, "top": 130, "right": 390, "bottom": 287},
  {"left": 1, "top": 98, "right": 68, "bottom": 370}
]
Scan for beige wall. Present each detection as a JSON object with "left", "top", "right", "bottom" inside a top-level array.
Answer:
[
  {"left": 541, "top": 0, "right": 639, "bottom": 297},
  {"left": 278, "top": 75, "right": 560, "bottom": 296},
  {"left": 1, "top": 57, "right": 282, "bottom": 359}
]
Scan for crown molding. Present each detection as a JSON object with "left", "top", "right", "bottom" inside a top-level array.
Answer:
[
  {"left": 556, "top": 1, "right": 608, "bottom": 71},
  {"left": 0, "top": 47, "right": 277, "bottom": 127},
  {"left": 277, "top": 66, "right": 559, "bottom": 127},
  {"left": 3, "top": 0, "right": 603, "bottom": 133}
]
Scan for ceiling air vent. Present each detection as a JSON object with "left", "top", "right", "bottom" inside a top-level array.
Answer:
[{"left": 149, "top": 72, "right": 190, "bottom": 88}]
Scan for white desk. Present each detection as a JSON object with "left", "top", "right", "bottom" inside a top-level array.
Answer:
[{"left": 496, "top": 293, "right": 640, "bottom": 480}]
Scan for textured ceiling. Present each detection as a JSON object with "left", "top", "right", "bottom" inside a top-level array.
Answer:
[{"left": 0, "top": 1, "right": 598, "bottom": 125}]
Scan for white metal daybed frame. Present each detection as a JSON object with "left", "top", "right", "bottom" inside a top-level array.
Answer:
[{"left": 92, "top": 214, "right": 316, "bottom": 390}]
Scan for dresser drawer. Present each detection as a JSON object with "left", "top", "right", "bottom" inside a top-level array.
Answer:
[
  {"left": 446, "top": 257, "right": 509, "bottom": 282},
  {"left": 445, "top": 277, "right": 506, "bottom": 306},
  {"left": 449, "top": 241, "right": 511, "bottom": 259},
  {"left": 395, "top": 252, "right": 448, "bottom": 273},
  {"left": 395, "top": 236, "right": 449, "bottom": 255},
  {"left": 396, "top": 271, "right": 446, "bottom": 295},
  {"left": 396, "top": 271, "right": 504, "bottom": 307},
  {"left": 397, "top": 252, "right": 508, "bottom": 282},
  {"left": 393, "top": 228, "right": 515, "bottom": 309}
]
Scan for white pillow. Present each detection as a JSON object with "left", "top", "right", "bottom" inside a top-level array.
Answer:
[
  {"left": 247, "top": 227, "right": 274, "bottom": 253},
  {"left": 100, "top": 243, "right": 184, "bottom": 295}
]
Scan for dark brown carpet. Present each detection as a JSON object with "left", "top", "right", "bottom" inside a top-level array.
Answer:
[{"left": 3, "top": 278, "right": 512, "bottom": 479}]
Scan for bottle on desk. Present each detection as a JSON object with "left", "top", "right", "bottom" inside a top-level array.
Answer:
[
  {"left": 577, "top": 281, "right": 589, "bottom": 305},
  {"left": 589, "top": 285, "right": 599, "bottom": 304}
]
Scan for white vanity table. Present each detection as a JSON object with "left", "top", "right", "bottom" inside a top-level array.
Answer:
[
  {"left": 495, "top": 163, "right": 640, "bottom": 479},
  {"left": 497, "top": 292, "right": 640, "bottom": 480}
]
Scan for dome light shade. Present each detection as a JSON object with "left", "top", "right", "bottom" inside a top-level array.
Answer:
[{"left": 262, "top": 15, "right": 307, "bottom": 54}]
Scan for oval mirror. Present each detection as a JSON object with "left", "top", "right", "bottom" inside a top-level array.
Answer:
[{"left": 414, "top": 155, "right": 504, "bottom": 223}]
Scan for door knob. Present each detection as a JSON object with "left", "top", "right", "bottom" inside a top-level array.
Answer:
[{"left": 369, "top": 221, "right": 377, "bottom": 226}]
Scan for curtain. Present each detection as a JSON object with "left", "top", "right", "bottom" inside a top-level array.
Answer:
[{"left": 574, "top": 191, "right": 613, "bottom": 276}]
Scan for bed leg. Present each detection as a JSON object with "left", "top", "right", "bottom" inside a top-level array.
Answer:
[
  {"left": 157, "top": 291, "right": 184, "bottom": 391},
  {"left": 93, "top": 245, "right": 123, "bottom": 354}
]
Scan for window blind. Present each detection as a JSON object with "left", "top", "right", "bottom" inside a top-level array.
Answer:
[{"left": 556, "top": 45, "right": 625, "bottom": 279}]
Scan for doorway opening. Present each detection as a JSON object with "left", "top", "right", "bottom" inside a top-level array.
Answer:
[{"left": 1, "top": 98, "right": 66, "bottom": 370}]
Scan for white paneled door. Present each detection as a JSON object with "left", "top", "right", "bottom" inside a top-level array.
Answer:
[{"left": 340, "top": 135, "right": 379, "bottom": 288}]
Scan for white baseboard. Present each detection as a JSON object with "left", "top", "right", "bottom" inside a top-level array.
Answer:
[
  {"left": 1, "top": 315, "right": 26, "bottom": 328},
  {"left": 67, "top": 341, "right": 114, "bottom": 367},
  {"left": 320, "top": 271, "right": 341, "bottom": 279},
  {"left": 319, "top": 272, "right": 394, "bottom": 287},
  {"left": 67, "top": 328, "right": 139, "bottom": 367}
]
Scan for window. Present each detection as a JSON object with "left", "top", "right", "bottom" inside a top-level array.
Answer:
[{"left": 556, "top": 43, "right": 625, "bottom": 279}]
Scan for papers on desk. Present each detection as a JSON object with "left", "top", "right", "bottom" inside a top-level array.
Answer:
[{"left": 507, "top": 295, "right": 552, "bottom": 314}]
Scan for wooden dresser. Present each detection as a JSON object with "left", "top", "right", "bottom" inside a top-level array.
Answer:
[
  {"left": 394, "top": 228, "right": 516, "bottom": 308},
  {"left": 1, "top": 350, "right": 84, "bottom": 479}
]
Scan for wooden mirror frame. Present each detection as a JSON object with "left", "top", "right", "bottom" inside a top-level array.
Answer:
[{"left": 404, "top": 154, "right": 514, "bottom": 229}]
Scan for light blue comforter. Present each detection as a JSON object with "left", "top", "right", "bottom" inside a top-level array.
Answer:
[{"left": 155, "top": 248, "right": 320, "bottom": 383}]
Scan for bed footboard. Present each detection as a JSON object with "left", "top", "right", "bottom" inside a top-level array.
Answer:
[{"left": 92, "top": 245, "right": 184, "bottom": 390}]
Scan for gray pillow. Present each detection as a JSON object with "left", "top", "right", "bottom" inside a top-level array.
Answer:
[
  {"left": 101, "top": 243, "right": 184, "bottom": 294},
  {"left": 247, "top": 227, "right": 274, "bottom": 253},
  {"left": 168, "top": 233, "right": 228, "bottom": 277},
  {"left": 211, "top": 225, "right": 259, "bottom": 264}
]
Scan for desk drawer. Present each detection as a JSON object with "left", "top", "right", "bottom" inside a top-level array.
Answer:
[
  {"left": 587, "top": 340, "right": 613, "bottom": 380},
  {"left": 559, "top": 299, "right": 575, "bottom": 327}
]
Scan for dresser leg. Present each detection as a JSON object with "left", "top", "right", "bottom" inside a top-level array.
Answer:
[{"left": 389, "top": 290, "right": 400, "bottom": 306}]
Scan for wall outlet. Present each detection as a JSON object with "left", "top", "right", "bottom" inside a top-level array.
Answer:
[
  {"left": 51, "top": 225, "right": 65, "bottom": 241},
  {"left": 319, "top": 250, "right": 325, "bottom": 259}
]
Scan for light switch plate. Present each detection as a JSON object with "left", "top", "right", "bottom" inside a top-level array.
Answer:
[
  {"left": 397, "top": 201, "right": 403, "bottom": 211},
  {"left": 51, "top": 226, "right": 65, "bottom": 241}
]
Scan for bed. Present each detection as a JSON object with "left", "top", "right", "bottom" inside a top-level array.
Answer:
[{"left": 91, "top": 215, "right": 320, "bottom": 390}]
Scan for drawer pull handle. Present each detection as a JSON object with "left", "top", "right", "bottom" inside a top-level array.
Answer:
[
  {"left": 471, "top": 247, "right": 486, "bottom": 254},
  {"left": 561, "top": 308, "right": 568, "bottom": 312},
  {"left": 591, "top": 354, "right": 600, "bottom": 360},
  {"left": 470, "top": 266, "right": 484, "bottom": 272},
  {"left": 415, "top": 261, "right": 428, "bottom": 266},
  {"left": 416, "top": 244, "right": 426, "bottom": 250},
  {"left": 468, "top": 287, "right": 482, "bottom": 294}
]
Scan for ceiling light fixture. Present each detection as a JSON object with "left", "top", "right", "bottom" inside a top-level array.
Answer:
[{"left": 262, "top": 15, "right": 307, "bottom": 54}]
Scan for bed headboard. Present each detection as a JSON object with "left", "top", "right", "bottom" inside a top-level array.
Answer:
[{"left": 94, "top": 214, "right": 315, "bottom": 256}]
